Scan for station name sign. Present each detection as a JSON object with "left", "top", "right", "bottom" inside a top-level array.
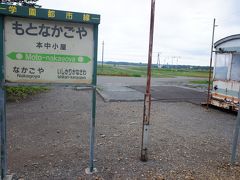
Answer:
[{"left": 0, "top": 4, "right": 100, "bottom": 84}]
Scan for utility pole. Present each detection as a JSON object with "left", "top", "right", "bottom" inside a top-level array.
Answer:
[
  {"left": 102, "top": 41, "right": 104, "bottom": 71},
  {"left": 206, "top": 18, "right": 216, "bottom": 109},
  {"left": 176, "top": 56, "right": 180, "bottom": 68},
  {"left": 157, "top": 52, "right": 160, "bottom": 68},
  {"left": 140, "top": 0, "right": 155, "bottom": 161}
]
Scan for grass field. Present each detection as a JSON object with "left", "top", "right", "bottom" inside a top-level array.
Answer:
[
  {"left": 97, "top": 65, "right": 210, "bottom": 78},
  {"left": 189, "top": 80, "right": 211, "bottom": 85}
]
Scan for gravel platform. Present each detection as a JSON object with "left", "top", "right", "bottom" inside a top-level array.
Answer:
[{"left": 6, "top": 88, "right": 240, "bottom": 179}]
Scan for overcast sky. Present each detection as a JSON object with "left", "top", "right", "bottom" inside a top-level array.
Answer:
[{"left": 38, "top": 0, "right": 240, "bottom": 66}]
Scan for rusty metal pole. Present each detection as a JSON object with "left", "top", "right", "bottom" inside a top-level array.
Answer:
[
  {"left": 141, "top": 0, "right": 155, "bottom": 161},
  {"left": 206, "top": 18, "right": 216, "bottom": 109}
]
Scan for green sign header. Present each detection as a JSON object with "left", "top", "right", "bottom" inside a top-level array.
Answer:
[{"left": 0, "top": 4, "right": 100, "bottom": 24}]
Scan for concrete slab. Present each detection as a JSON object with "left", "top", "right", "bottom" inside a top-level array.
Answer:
[
  {"left": 96, "top": 76, "right": 208, "bottom": 103},
  {"left": 97, "top": 85, "right": 144, "bottom": 102},
  {"left": 4, "top": 174, "right": 14, "bottom": 180},
  {"left": 130, "top": 85, "right": 207, "bottom": 105}
]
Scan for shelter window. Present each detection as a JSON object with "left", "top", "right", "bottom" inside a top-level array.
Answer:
[
  {"left": 214, "top": 54, "right": 231, "bottom": 80},
  {"left": 230, "top": 54, "right": 240, "bottom": 81}
]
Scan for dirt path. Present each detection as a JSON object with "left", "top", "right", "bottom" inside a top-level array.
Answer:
[{"left": 6, "top": 87, "right": 240, "bottom": 179}]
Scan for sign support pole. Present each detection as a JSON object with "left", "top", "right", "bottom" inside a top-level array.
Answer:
[
  {"left": 86, "top": 24, "right": 98, "bottom": 174},
  {"left": 88, "top": 87, "right": 96, "bottom": 173},
  {"left": 0, "top": 14, "right": 7, "bottom": 180},
  {"left": 0, "top": 88, "right": 6, "bottom": 180}
]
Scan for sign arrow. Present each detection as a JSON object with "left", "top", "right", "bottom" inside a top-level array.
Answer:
[{"left": 7, "top": 52, "right": 91, "bottom": 64}]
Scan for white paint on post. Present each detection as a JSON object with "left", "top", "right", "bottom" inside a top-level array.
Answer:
[{"left": 142, "top": 124, "right": 149, "bottom": 149}]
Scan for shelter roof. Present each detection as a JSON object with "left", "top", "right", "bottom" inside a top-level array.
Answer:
[{"left": 214, "top": 34, "right": 240, "bottom": 48}]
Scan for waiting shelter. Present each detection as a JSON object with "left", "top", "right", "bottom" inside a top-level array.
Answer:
[{"left": 210, "top": 34, "right": 240, "bottom": 111}]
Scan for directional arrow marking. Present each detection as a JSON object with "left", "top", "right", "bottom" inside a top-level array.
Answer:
[{"left": 7, "top": 52, "right": 91, "bottom": 64}]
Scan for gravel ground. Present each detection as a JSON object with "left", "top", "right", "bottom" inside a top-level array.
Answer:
[{"left": 6, "top": 88, "right": 240, "bottom": 179}]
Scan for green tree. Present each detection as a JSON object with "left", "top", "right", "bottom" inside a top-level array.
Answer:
[{"left": 0, "top": 0, "right": 41, "bottom": 8}]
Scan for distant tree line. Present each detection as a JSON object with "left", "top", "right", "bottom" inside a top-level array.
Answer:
[{"left": 0, "top": 0, "right": 40, "bottom": 7}]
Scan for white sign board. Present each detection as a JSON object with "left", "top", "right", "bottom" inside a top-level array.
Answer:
[{"left": 4, "top": 16, "right": 94, "bottom": 84}]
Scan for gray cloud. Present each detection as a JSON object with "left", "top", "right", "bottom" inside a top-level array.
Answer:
[{"left": 39, "top": 0, "right": 239, "bottom": 66}]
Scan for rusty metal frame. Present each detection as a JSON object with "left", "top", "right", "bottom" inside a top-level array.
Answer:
[{"left": 140, "top": 0, "right": 155, "bottom": 161}]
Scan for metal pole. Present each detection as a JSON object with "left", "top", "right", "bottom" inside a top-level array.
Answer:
[
  {"left": 0, "top": 87, "right": 6, "bottom": 179},
  {"left": 86, "top": 24, "right": 98, "bottom": 175},
  {"left": 141, "top": 0, "right": 155, "bottom": 161},
  {"left": 207, "top": 18, "right": 216, "bottom": 109},
  {"left": 231, "top": 109, "right": 240, "bottom": 164},
  {"left": 0, "top": 15, "right": 6, "bottom": 180},
  {"left": 89, "top": 87, "right": 96, "bottom": 172}
]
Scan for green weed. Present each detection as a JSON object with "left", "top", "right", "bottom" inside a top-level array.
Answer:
[{"left": 6, "top": 86, "right": 48, "bottom": 102}]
